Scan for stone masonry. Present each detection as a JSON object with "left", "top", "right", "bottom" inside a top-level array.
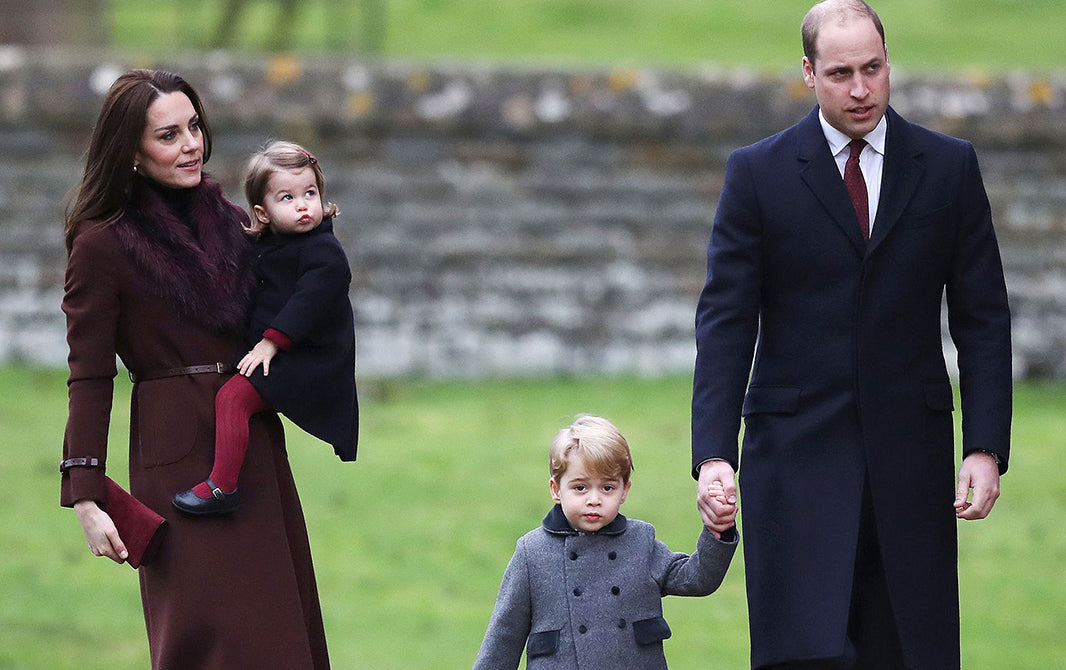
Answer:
[{"left": 1, "top": 49, "right": 1063, "bottom": 378}]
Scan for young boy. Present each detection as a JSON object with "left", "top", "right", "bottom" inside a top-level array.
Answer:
[{"left": 474, "top": 414, "right": 738, "bottom": 669}]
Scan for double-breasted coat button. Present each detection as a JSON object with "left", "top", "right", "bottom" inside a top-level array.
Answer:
[
  {"left": 611, "top": 586, "right": 620, "bottom": 595},
  {"left": 578, "top": 625, "right": 588, "bottom": 634},
  {"left": 608, "top": 551, "right": 617, "bottom": 560},
  {"left": 569, "top": 551, "right": 578, "bottom": 561},
  {"left": 573, "top": 587, "right": 582, "bottom": 596},
  {"left": 617, "top": 618, "right": 626, "bottom": 629}
]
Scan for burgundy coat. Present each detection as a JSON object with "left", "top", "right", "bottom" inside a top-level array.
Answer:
[{"left": 61, "top": 177, "right": 330, "bottom": 669}]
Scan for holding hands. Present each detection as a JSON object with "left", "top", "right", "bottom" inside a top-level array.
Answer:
[{"left": 697, "top": 460, "right": 738, "bottom": 538}]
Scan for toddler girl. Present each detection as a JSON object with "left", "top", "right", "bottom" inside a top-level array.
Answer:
[{"left": 173, "top": 141, "right": 358, "bottom": 515}]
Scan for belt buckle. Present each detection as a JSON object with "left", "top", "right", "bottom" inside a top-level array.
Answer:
[{"left": 216, "top": 362, "right": 226, "bottom": 374}]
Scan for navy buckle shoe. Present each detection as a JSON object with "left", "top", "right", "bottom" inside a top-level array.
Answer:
[{"left": 173, "top": 478, "right": 239, "bottom": 516}]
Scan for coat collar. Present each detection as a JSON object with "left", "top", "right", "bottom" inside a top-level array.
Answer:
[
  {"left": 796, "top": 105, "right": 924, "bottom": 257},
  {"left": 868, "top": 107, "right": 924, "bottom": 253},
  {"left": 541, "top": 504, "right": 628, "bottom": 536},
  {"left": 112, "top": 175, "right": 254, "bottom": 333},
  {"left": 257, "top": 217, "right": 335, "bottom": 248}
]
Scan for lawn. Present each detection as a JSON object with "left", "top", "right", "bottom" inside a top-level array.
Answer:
[
  {"left": 105, "top": 0, "right": 1066, "bottom": 71},
  {"left": 1, "top": 366, "right": 1063, "bottom": 668}
]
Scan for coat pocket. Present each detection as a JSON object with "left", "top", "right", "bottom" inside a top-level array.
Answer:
[
  {"left": 741, "top": 385, "right": 801, "bottom": 416},
  {"left": 632, "top": 616, "right": 672, "bottom": 646},
  {"left": 135, "top": 379, "right": 206, "bottom": 468},
  {"left": 526, "top": 629, "right": 560, "bottom": 659},
  {"left": 923, "top": 381, "right": 955, "bottom": 412},
  {"left": 897, "top": 202, "right": 952, "bottom": 229}
]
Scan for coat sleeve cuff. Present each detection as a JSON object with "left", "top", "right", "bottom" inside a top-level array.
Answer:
[
  {"left": 61, "top": 465, "right": 109, "bottom": 508},
  {"left": 692, "top": 457, "right": 736, "bottom": 480},
  {"left": 966, "top": 448, "right": 1007, "bottom": 475},
  {"left": 700, "top": 526, "right": 738, "bottom": 547},
  {"left": 263, "top": 328, "right": 293, "bottom": 351}
]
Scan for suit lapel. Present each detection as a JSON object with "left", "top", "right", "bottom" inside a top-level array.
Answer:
[
  {"left": 796, "top": 109, "right": 868, "bottom": 257},
  {"left": 868, "top": 107, "right": 924, "bottom": 253}
]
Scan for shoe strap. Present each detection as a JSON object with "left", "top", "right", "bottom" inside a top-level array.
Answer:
[{"left": 205, "top": 478, "right": 227, "bottom": 500}]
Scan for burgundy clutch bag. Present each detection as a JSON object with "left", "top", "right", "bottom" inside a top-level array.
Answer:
[{"left": 105, "top": 477, "right": 167, "bottom": 569}]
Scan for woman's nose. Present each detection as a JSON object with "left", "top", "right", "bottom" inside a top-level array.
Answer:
[{"left": 181, "top": 130, "right": 201, "bottom": 151}]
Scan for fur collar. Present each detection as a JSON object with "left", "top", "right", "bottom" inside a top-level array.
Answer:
[{"left": 112, "top": 176, "right": 254, "bottom": 333}]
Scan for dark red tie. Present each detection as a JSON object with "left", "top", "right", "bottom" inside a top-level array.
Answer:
[{"left": 844, "top": 138, "right": 869, "bottom": 240}]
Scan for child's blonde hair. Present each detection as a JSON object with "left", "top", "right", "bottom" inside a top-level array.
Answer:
[
  {"left": 549, "top": 414, "right": 634, "bottom": 484},
  {"left": 243, "top": 140, "right": 339, "bottom": 233}
]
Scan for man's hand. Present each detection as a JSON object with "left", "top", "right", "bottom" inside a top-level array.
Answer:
[
  {"left": 955, "top": 452, "right": 1001, "bottom": 520},
  {"left": 697, "top": 459, "right": 738, "bottom": 538}
]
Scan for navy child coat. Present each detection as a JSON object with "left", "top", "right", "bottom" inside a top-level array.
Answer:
[{"left": 246, "top": 217, "right": 359, "bottom": 461}]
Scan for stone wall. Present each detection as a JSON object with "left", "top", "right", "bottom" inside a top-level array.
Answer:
[{"left": 1, "top": 49, "right": 1064, "bottom": 377}]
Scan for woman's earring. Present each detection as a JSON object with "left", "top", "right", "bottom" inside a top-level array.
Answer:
[{"left": 132, "top": 164, "right": 139, "bottom": 173}]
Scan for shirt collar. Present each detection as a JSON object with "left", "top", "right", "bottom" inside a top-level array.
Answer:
[
  {"left": 541, "top": 504, "right": 628, "bottom": 536},
  {"left": 818, "top": 109, "right": 888, "bottom": 158}
]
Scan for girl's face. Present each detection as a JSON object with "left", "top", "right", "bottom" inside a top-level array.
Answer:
[
  {"left": 135, "top": 92, "right": 203, "bottom": 189},
  {"left": 549, "top": 453, "right": 631, "bottom": 533},
  {"left": 253, "top": 167, "right": 324, "bottom": 235}
]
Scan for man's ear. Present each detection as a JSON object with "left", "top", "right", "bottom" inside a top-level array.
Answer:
[{"left": 802, "top": 56, "right": 816, "bottom": 89}]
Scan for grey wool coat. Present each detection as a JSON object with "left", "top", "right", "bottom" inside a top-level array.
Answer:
[{"left": 474, "top": 505, "right": 738, "bottom": 669}]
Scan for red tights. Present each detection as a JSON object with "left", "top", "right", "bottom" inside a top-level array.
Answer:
[{"left": 192, "top": 374, "right": 270, "bottom": 497}]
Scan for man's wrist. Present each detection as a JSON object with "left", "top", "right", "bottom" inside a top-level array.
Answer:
[{"left": 698, "top": 458, "right": 729, "bottom": 470}]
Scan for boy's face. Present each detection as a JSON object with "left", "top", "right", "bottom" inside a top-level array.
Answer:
[{"left": 550, "top": 453, "right": 631, "bottom": 533}]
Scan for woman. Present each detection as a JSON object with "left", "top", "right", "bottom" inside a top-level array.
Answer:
[{"left": 61, "top": 69, "right": 330, "bottom": 669}]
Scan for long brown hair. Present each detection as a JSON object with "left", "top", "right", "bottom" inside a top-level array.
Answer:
[{"left": 63, "top": 69, "right": 213, "bottom": 252}]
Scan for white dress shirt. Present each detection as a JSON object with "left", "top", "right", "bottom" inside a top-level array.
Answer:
[{"left": 819, "top": 110, "right": 887, "bottom": 234}]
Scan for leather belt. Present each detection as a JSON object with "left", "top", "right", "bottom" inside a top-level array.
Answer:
[
  {"left": 60, "top": 457, "right": 102, "bottom": 473},
  {"left": 128, "top": 362, "right": 235, "bottom": 383}
]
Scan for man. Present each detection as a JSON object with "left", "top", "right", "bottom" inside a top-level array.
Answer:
[{"left": 691, "top": 1, "right": 1012, "bottom": 668}]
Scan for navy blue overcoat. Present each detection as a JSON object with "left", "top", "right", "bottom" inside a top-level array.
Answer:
[{"left": 692, "top": 106, "right": 1011, "bottom": 669}]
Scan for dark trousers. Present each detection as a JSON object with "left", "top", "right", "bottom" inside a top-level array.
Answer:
[{"left": 765, "top": 478, "right": 907, "bottom": 670}]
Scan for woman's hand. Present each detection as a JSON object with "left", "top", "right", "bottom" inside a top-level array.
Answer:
[{"left": 74, "top": 499, "right": 128, "bottom": 563}]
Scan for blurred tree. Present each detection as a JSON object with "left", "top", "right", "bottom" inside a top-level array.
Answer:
[
  {"left": 0, "top": 0, "right": 108, "bottom": 46},
  {"left": 209, "top": 0, "right": 386, "bottom": 53}
]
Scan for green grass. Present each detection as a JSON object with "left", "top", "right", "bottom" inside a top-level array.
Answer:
[
  {"left": 2, "top": 366, "right": 1064, "bottom": 668},
  {"left": 105, "top": 0, "right": 1066, "bottom": 71}
]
